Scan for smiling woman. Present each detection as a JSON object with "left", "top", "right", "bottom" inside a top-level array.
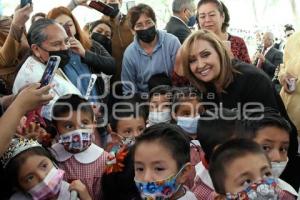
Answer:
[
  {"left": 181, "top": 30, "right": 300, "bottom": 165},
  {"left": 181, "top": 30, "right": 282, "bottom": 111}
]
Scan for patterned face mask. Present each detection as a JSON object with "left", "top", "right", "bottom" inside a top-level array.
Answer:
[
  {"left": 134, "top": 164, "right": 188, "bottom": 199},
  {"left": 225, "top": 177, "right": 280, "bottom": 200},
  {"left": 28, "top": 167, "right": 64, "bottom": 200},
  {"left": 120, "top": 135, "right": 136, "bottom": 147},
  {"left": 59, "top": 129, "right": 93, "bottom": 153}
]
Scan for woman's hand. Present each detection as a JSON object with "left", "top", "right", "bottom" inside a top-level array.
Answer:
[
  {"left": 280, "top": 73, "right": 297, "bottom": 94},
  {"left": 69, "top": 180, "right": 92, "bottom": 200},
  {"left": 12, "top": 4, "right": 33, "bottom": 28},
  {"left": 14, "top": 83, "right": 54, "bottom": 114},
  {"left": 69, "top": 37, "right": 86, "bottom": 57}
]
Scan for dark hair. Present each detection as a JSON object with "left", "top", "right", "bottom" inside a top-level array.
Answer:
[
  {"left": 127, "top": 3, "right": 157, "bottom": 29},
  {"left": 242, "top": 107, "right": 291, "bottom": 139},
  {"left": 209, "top": 138, "right": 269, "bottom": 194},
  {"left": 148, "top": 73, "right": 172, "bottom": 92},
  {"left": 101, "top": 148, "right": 142, "bottom": 200},
  {"left": 31, "top": 12, "right": 46, "bottom": 24},
  {"left": 172, "top": 87, "right": 202, "bottom": 113},
  {"left": 197, "top": 108, "right": 245, "bottom": 162},
  {"left": 52, "top": 94, "right": 94, "bottom": 125},
  {"left": 4, "top": 147, "right": 56, "bottom": 191},
  {"left": 27, "top": 18, "right": 57, "bottom": 46},
  {"left": 110, "top": 97, "right": 147, "bottom": 132},
  {"left": 149, "top": 85, "right": 173, "bottom": 100},
  {"left": 89, "top": 19, "right": 113, "bottom": 36},
  {"left": 133, "top": 123, "right": 190, "bottom": 169},
  {"left": 197, "top": 0, "right": 230, "bottom": 32}
]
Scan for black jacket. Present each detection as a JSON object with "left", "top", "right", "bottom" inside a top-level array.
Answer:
[
  {"left": 254, "top": 47, "right": 283, "bottom": 78},
  {"left": 165, "top": 16, "right": 191, "bottom": 44},
  {"left": 201, "top": 61, "right": 279, "bottom": 110}
]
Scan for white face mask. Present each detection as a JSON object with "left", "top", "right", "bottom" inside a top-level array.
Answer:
[
  {"left": 148, "top": 111, "right": 171, "bottom": 125},
  {"left": 271, "top": 159, "right": 288, "bottom": 178},
  {"left": 177, "top": 115, "right": 200, "bottom": 135}
]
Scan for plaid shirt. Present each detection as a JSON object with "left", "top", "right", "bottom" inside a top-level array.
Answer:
[
  {"left": 58, "top": 151, "right": 108, "bottom": 200},
  {"left": 279, "top": 190, "right": 297, "bottom": 199},
  {"left": 185, "top": 144, "right": 202, "bottom": 189},
  {"left": 192, "top": 176, "right": 214, "bottom": 200}
]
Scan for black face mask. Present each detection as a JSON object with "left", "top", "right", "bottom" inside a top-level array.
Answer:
[
  {"left": 91, "top": 32, "right": 112, "bottom": 55},
  {"left": 108, "top": 3, "right": 119, "bottom": 18},
  {"left": 48, "top": 49, "right": 71, "bottom": 69},
  {"left": 136, "top": 26, "right": 157, "bottom": 43}
]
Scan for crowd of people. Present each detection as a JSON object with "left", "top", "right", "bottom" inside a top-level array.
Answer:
[{"left": 0, "top": 0, "right": 299, "bottom": 199}]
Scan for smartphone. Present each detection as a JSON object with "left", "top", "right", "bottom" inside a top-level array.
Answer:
[
  {"left": 63, "top": 24, "right": 73, "bottom": 37},
  {"left": 40, "top": 56, "right": 61, "bottom": 87},
  {"left": 20, "top": 0, "right": 32, "bottom": 8},
  {"left": 88, "top": 1, "right": 115, "bottom": 16}
]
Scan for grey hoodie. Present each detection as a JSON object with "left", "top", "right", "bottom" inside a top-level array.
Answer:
[{"left": 121, "top": 29, "right": 181, "bottom": 94}]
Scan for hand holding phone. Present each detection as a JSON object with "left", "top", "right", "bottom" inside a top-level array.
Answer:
[
  {"left": 40, "top": 56, "right": 61, "bottom": 87},
  {"left": 63, "top": 24, "right": 73, "bottom": 37},
  {"left": 20, "top": 0, "right": 32, "bottom": 8}
]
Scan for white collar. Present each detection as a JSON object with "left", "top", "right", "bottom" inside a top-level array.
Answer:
[
  {"left": 263, "top": 45, "right": 273, "bottom": 55},
  {"left": 278, "top": 178, "right": 298, "bottom": 197},
  {"left": 191, "top": 140, "right": 201, "bottom": 147},
  {"left": 51, "top": 143, "right": 104, "bottom": 164},
  {"left": 195, "top": 162, "right": 215, "bottom": 190}
]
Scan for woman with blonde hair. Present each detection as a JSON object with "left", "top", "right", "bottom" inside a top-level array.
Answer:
[{"left": 181, "top": 30, "right": 300, "bottom": 190}]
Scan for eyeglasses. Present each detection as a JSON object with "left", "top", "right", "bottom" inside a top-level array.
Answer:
[{"left": 134, "top": 19, "right": 155, "bottom": 30}]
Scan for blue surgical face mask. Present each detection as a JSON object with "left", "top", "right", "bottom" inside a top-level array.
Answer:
[
  {"left": 187, "top": 15, "right": 196, "bottom": 27},
  {"left": 148, "top": 110, "right": 171, "bottom": 125},
  {"left": 177, "top": 115, "right": 200, "bottom": 135},
  {"left": 271, "top": 159, "right": 288, "bottom": 178}
]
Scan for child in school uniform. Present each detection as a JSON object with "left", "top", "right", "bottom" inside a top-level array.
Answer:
[
  {"left": 243, "top": 108, "right": 298, "bottom": 197},
  {"left": 172, "top": 87, "right": 205, "bottom": 188},
  {"left": 101, "top": 98, "right": 147, "bottom": 200},
  {"left": 192, "top": 108, "right": 245, "bottom": 199},
  {"left": 105, "top": 97, "right": 147, "bottom": 152},
  {"left": 133, "top": 123, "right": 197, "bottom": 200},
  {"left": 209, "top": 138, "right": 296, "bottom": 200},
  {"left": 50, "top": 94, "right": 108, "bottom": 200},
  {"left": 0, "top": 137, "right": 91, "bottom": 200}
]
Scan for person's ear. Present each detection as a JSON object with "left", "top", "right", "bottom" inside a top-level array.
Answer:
[
  {"left": 176, "top": 163, "right": 192, "bottom": 184},
  {"left": 171, "top": 111, "right": 178, "bottom": 121},
  {"left": 130, "top": 29, "right": 135, "bottom": 36},
  {"left": 31, "top": 44, "right": 41, "bottom": 58}
]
